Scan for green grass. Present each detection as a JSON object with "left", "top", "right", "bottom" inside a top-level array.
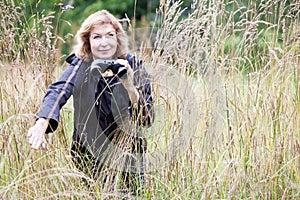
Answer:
[{"left": 1, "top": 0, "right": 299, "bottom": 199}]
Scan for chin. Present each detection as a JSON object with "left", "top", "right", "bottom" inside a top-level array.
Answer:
[{"left": 95, "top": 55, "right": 113, "bottom": 60}]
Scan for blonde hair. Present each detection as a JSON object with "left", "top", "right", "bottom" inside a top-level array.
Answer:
[{"left": 74, "top": 10, "right": 129, "bottom": 60}]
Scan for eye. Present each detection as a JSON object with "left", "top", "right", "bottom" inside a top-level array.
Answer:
[
  {"left": 108, "top": 32, "right": 115, "bottom": 37},
  {"left": 91, "top": 34, "right": 102, "bottom": 39}
]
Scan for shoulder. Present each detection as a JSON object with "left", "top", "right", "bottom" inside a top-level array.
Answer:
[
  {"left": 65, "top": 53, "right": 81, "bottom": 65},
  {"left": 125, "top": 54, "right": 142, "bottom": 69}
]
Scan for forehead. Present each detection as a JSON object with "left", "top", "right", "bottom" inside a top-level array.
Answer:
[{"left": 91, "top": 23, "right": 116, "bottom": 34}]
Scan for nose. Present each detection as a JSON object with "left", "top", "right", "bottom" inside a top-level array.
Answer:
[{"left": 99, "top": 36, "right": 109, "bottom": 46}]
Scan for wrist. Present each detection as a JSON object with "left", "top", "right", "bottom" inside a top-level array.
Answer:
[
  {"left": 130, "top": 89, "right": 140, "bottom": 105},
  {"left": 119, "top": 77, "right": 139, "bottom": 104},
  {"left": 120, "top": 78, "right": 133, "bottom": 88},
  {"left": 36, "top": 118, "right": 49, "bottom": 128},
  {"left": 124, "top": 86, "right": 139, "bottom": 104}
]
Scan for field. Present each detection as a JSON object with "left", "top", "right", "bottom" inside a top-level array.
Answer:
[{"left": 0, "top": 0, "right": 299, "bottom": 199}]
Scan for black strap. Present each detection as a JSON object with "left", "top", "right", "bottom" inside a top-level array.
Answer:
[{"left": 66, "top": 53, "right": 76, "bottom": 64}]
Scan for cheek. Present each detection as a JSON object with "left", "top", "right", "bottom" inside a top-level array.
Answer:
[
  {"left": 90, "top": 40, "right": 97, "bottom": 49},
  {"left": 112, "top": 41, "right": 118, "bottom": 50}
]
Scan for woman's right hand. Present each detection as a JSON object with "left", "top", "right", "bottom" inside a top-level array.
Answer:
[{"left": 27, "top": 118, "right": 49, "bottom": 150}]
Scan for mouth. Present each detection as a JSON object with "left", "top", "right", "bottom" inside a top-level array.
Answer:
[{"left": 99, "top": 49, "right": 111, "bottom": 52}]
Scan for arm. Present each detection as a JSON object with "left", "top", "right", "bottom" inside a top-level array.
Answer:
[
  {"left": 28, "top": 55, "right": 81, "bottom": 149},
  {"left": 38, "top": 57, "right": 81, "bottom": 132},
  {"left": 118, "top": 55, "right": 154, "bottom": 127},
  {"left": 132, "top": 60, "right": 154, "bottom": 127},
  {"left": 134, "top": 75, "right": 154, "bottom": 127}
]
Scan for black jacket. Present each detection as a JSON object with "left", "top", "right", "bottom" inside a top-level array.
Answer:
[{"left": 37, "top": 54, "right": 154, "bottom": 156}]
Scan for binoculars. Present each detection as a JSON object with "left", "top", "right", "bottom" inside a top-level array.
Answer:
[{"left": 90, "top": 59, "right": 127, "bottom": 78}]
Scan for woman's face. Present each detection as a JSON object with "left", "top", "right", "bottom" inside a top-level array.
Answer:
[{"left": 89, "top": 23, "right": 118, "bottom": 60}]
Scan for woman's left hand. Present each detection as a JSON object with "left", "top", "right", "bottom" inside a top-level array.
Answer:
[
  {"left": 116, "top": 59, "right": 139, "bottom": 104},
  {"left": 116, "top": 59, "right": 133, "bottom": 82}
]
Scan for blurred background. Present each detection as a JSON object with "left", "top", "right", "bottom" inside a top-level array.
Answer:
[{"left": 0, "top": 0, "right": 299, "bottom": 199}]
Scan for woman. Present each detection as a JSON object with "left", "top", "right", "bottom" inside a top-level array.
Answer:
[{"left": 27, "top": 10, "right": 154, "bottom": 193}]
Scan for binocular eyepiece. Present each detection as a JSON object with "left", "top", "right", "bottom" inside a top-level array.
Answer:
[{"left": 90, "top": 59, "right": 127, "bottom": 78}]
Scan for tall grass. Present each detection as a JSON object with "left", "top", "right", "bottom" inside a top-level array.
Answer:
[{"left": 1, "top": 0, "right": 299, "bottom": 199}]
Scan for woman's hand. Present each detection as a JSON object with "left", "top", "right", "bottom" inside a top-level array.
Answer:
[
  {"left": 116, "top": 59, "right": 139, "bottom": 104},
  {"left": 27, "top": 118, "right": 49, "bottom": 150}
]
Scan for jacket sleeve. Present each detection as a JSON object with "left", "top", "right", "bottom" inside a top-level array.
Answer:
[
  {"left": 126, "top": 54, "right": 154, "bottom": 127},
  {"left": 37, "top": 54, "right": 81, "bottom": 133}
]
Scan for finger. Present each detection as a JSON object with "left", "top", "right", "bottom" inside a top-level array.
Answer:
[
  {"left": 31, "top": 139, "right": 40, "bottom": 150},
  {"left": 41, "top": 142, "right": 49, "bottom": 151},
  {"left": 29, "top": 137, "right": 33, "bottom": 145},
  {"left": 32, "top": 142, "right": 42, "bottom": 150},
  {"left": 28, "top": 130, "right": 37, "bottom": 145},
  {"left": 116, "top": 59, "right": 129, "bottom": 68},
  {"left": 31, "top": 136, "right": 43, "bottom": 150},
  {"left": 27, "top": 128, "right": 32, "bottom": 138},
  {"left": 28, "top": 133, "right": 34, "bottom": 145}
]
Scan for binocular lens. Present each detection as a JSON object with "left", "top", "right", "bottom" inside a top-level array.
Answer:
[{"left": 90, "top": 60, "right": 127, "bottom": 78}]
